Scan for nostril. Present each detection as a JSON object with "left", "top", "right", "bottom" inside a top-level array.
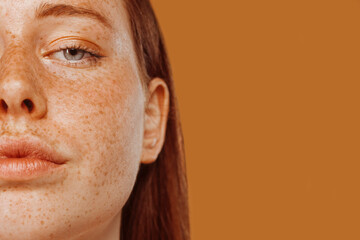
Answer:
[
  {"left": 22, "top": 99, "right": 34, "bottom": 113},
  {"left": 1, "top": 99, "right": 8, "bottom": 112}
]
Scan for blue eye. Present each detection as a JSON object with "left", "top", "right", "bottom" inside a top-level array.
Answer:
[
  {"left": 53, "top": 48, "right": 92, "bottom": 62},
  {"left": 63, "top": 48, "right": 86, "bottom": 60},
  {"left": 46, "top": 44, "right": 103, "bottom": 68}
]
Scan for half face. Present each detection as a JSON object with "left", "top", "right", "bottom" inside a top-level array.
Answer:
[{"left": 0, "top": 0, "right": 148, "bottom": 239}]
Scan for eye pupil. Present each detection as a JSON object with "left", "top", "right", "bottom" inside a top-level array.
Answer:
[{"left": 69, "top": 48, "right": 78, "bottom": 55}]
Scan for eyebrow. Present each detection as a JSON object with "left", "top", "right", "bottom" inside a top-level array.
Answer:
[{"left": 35, "top": 3, "right": 112, "bottom": 29}]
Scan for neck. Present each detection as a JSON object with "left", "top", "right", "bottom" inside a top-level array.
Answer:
[{"left": 71, "top": 211, "right": 121, "bottom": 240}]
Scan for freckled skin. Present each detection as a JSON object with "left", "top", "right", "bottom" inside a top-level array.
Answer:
[{"left": 0, "top": 0, "right": 149, "bottom": 239}]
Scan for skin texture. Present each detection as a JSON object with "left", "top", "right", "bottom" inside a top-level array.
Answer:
[{"left": 0, "top": 0, "right": 169, "bottom": 239}]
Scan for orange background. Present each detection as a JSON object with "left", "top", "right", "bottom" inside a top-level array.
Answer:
[{"left": 152, "top": 0, "right": 360, "bottom": 239}]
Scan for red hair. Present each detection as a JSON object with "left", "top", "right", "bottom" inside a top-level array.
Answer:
[{"left": 120, "top": 1, "right": 190, "bottom": 239}]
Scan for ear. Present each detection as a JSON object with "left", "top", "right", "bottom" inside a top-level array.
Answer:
[{"left": 140, "top": 78, "right": 170, "bottom": 164}]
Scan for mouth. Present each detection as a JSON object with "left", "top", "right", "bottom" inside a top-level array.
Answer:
[{"left": 0, "top": 137, "right": 67, "bottom": 181}]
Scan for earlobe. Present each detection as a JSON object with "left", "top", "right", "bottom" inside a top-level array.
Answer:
[{"left": 141, "top": 78, "right": 169, "bottom": 164}]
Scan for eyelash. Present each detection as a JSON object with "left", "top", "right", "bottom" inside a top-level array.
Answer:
[{"left": 48, "top": 43, "right": 103, "bottom": 68}]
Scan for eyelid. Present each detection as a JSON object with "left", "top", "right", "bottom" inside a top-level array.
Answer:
[
  {"left": 41, "top": 36, "right": 105, "bottom": 57},
  {"left": 50, "top": 44, "right": 101, "bottom": 58},
  {"left": 40, "top": 37, "right": 106, "bottom": 68}
]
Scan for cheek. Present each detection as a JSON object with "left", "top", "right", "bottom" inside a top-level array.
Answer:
[
  {"left": 47, "top": 59, "right": 144, "bottom": 163},
  {"left": 35, "top": 60, "right": 144, "bottom": 235},
  {"left": 51, "top": 63, "right": 144, "bottom": 181}
]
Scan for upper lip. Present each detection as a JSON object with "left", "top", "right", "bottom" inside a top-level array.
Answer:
[{"left": 0, "top": 137, "right": 67, "bottom": 165}]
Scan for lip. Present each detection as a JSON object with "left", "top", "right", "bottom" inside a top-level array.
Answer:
[{"left": 0, "top": 137, "right": 67, "bottom": 181}]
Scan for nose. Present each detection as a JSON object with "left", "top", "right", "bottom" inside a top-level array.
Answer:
[
  {"left": 0, "top": 44, "right": 47, "bottom": 120},
  {"left": 0, "top": 79, "right": 47, "bottom": 119},
  {"left": 0, "top": 48, "right": 48, "bottom": 119}
]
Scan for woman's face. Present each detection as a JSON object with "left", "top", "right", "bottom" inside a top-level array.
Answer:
[{"left": 0, "top": 0, "right": 168, "bottom": 239}]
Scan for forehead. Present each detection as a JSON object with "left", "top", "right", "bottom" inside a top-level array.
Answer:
[
  {"left": 0, "top": 0, "right": 120, "bottom": 13},
  {"left": 0, "top": 0, "right": 128, "bottom": 34}
]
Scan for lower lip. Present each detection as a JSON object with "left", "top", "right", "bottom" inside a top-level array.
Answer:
[{"left": 0, "top": 158, "right": 63, "bottom": 181}]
